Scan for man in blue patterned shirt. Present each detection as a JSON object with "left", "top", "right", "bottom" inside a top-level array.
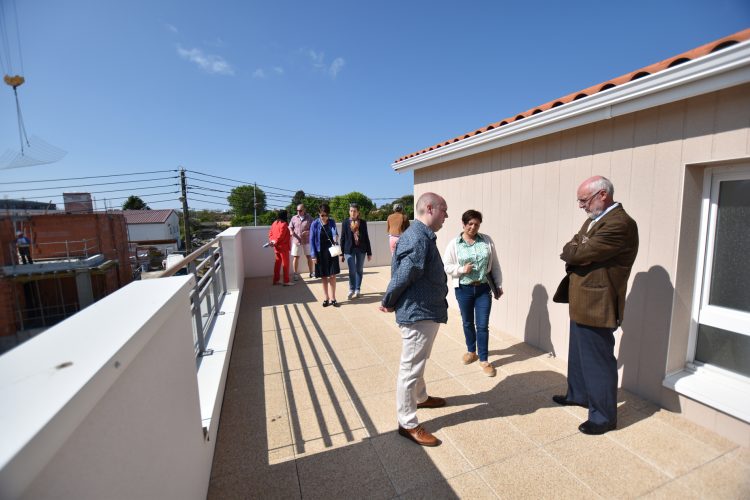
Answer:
[{"left": 380, "top": 192, "right": 449, "bottom": 446}]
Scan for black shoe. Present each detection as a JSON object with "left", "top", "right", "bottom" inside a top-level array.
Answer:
[
  {"left": 332, "top": 300, "right": 340, "bottom": 307},
  {"left": 552, "top": 395, "right": 587, "bottom": 408},
  {"left": 322, "top": 300, "right": 330, "bottom": 307},
  {"left": 578, "top": 420, "right": 616, "bottom": 435}
]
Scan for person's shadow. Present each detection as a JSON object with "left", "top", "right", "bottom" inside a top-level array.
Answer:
[
  {"left": 523, "top": 284, "right": 554, "bottom": 357},
  {"left": 618, "top": 265, "right": 674, "bottom": 404}
]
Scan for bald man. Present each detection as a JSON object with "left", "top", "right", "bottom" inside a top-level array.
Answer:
[
  {"left": 553, "top": 176, "right": 638, "bottom": 435},
  {"left": 380, "top": 192, "right": 449, "bottom": 446}
]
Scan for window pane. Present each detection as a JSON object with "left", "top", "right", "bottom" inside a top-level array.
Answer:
[
  {"left": 708, "top": 180, "right": 750, "bottom": 313},
  {"left": 695, "top": 324, "right": 750, "bottom": 377}
]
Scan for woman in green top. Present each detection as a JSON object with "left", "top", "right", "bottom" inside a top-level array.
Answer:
[{"left": 443, "top": 209, "right": 503, "bottom": 377}]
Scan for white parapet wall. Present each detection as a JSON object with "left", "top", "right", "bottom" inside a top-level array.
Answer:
[
  {"left": 0, "top": 276, "right": 216, "bottom": 499},
  {"left": 241, "top": 221, "right": 395, "bottom": 278}
]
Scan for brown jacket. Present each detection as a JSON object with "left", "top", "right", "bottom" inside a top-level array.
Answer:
[
  {"left": 553, "top": 205, "right": 638, "bottom": 328},
  {"left": 387, "top": 212, "right": 410, "bottom": 236}
]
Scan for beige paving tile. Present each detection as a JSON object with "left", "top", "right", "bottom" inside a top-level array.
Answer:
[
  {"left": 353, "top": 390, "right": 399, "bottom": 436},
  {"left": 440, "top": 405, "right": 536, "bottom": 468},
  {"left": 670, "top": 454, "right": 750, "bottom": 498},
  {"left": 332, "top": 345, "right": 384, "bottom": 371},
  {"left": 262, "top": 341, "right": 281, "bottom": 374},
  {"left": 495, "top": 390, "right": 581, "bottom": 445},
  {"left": 283, "top": 364, "right": 349, "bottom": 413},
  {"left": 477, "top": 448, "right": 594, "bottom": 499},
  {"left": 294, "top": 428, "right": 371, "bottom": 459},
  {"left": 291, "top": 399, "right": 365, "bottom": 444},
  {"left": 726, "top": 446, "right": 750, "bottom": 467},
  {"left": 342, "top": 364, "right": 397, "bottom": 398},
  {"left": 277, "top": 335, "right": 333, "bottom": 372},
  {"left": 639, "top": 479, "right": 701, "bottom": 500},
  {"left": 316, "top": 330, "right": 370, "bottom": 351},
  {"left": 208, "top": 458, "right": 301, "bottom": 500},
  {"left": 371, "top": 429, "right": 473, "bottom": 494},
  {"left": 544, "top": 432, "right": 669, "bottom": 497},
  {"left": 650, "top": 409, "right": 738, "bottom": 454},
  {"left": 609, "top": 406, "right": 726, "bottom": 477},
  {"left": 398, "top": 470, "right": 495, "bottom": 500},
  {"left": 296, "top": 439, "right": 396, "bottom": 499}
]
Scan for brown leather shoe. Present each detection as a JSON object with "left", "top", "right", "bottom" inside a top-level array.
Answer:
[
  {"left": 417, "top": 396, "right": 446, "bottom": 409},
  {"left": 462, "top": 352, "right": 479, "bottom": 365},
  {"left": 398, "top": 425, "right": 441, "bottom": 446}
]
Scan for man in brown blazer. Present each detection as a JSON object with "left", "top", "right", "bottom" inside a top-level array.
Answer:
[{"left": 552, "top": 175, "right": 638, "bottom": 435}]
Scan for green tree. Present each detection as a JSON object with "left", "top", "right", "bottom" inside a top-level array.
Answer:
[
  {"left": 291, "top": 190, "right": 306, "bottom": 207},
  {"left": 227, "top": 185, "right": 267, "bottom": 218},
  {"left": 287, "top": 195, "right": 327, "bottom": 217},
  {"left": 122, "top": 195, "right": 150, "bottom": 210},
  {"left": 329, "top": 192, "right": 374, "bottom": 221},
  {"left": 230, "top": 214, "right": 255, "bottom": 227},
  {"left": 257, "top": 210, "right": 278, "bottom": 226}
]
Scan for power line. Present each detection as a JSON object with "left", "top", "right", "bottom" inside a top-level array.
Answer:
[
  {"left": 0, "top": 176, "right": 178, "bottom": 193},
  {"left": 186, "top": 169, "right": 330, "bottom": 199},
  {"left": 0, "top": 169, "right": 177, "bottom": 185}
]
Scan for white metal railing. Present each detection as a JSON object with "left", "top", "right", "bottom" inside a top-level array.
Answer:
[{"left": 157, "top": 238, "right": 227, "bottom": 358}]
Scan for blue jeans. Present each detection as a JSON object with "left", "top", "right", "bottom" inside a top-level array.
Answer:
[
  {"left": 345, "top": 250, "right": 366, "bottom": 292},
  {"left": 455, "top": 283, "right": 492, "bottom": 361}
]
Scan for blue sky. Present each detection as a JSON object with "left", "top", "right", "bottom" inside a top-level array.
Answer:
[{"left": 1, "top": 0, "right": 748, "bottom": 211}]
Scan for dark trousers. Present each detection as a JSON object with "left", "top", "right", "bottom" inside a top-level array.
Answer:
[
  {"left": 19, "top": 248, "right": 32, "bottom": 264},
  {"left": 566, "top": 320, "right": 618, "bottom": 426},
  {"left": 455, "top": 283, "right": 492, "bottom": 361}
]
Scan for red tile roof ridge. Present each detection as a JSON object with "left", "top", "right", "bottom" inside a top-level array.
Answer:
[{"left": 395, "top": 28, "right": 750, "bottom": 163}]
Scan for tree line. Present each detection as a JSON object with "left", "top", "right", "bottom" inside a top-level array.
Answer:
[{"left": 227, "top": 186, "right": 414, "bottom": 226}]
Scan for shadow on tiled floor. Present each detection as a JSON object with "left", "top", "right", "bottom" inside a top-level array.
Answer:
[{"left": 208, "top": 267, "right": 750, "bottom": 499}]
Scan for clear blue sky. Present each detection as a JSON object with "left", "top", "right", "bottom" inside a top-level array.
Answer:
[{"left": 1, "top": 0, "right": 748, "bottom": 211}]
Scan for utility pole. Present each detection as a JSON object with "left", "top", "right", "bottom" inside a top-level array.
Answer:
[
  {"left": 253, "top": 182, "right": 257, "bottom": 226},
  {"left": 180, "top": 167, "right": 192, "bottom": 252}
]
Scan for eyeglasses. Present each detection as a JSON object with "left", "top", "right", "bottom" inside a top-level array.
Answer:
[
  {"left": 319, "top": 213, "right": 329, "bottom": 217},
  {"left": 577, "top": 190, "right": 603, "bottom": 206},
  {"left": 296, "top": 209, "right": 304, "bottom": 212}
]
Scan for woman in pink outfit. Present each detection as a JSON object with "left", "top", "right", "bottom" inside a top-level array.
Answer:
[{"left": 268, "top": 210, "right": 294, "bottom": 286}]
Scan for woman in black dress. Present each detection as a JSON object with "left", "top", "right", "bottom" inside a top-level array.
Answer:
[{"left": 309, "top": 203, "right": 341, "bottom": 306}]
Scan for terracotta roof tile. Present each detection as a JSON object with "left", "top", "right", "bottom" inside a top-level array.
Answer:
[{"left": 395, "top": 28, "right": 750, "bottom": 164}]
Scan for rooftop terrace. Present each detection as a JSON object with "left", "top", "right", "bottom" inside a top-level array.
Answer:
[
  {"left": 1, "top": 225, "right": 748, "bottom": 498},
  {"left": 208, "top": 268, "right": 750, "bottom": 499}
]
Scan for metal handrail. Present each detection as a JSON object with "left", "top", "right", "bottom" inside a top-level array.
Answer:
[{"left": 156, "top": 237, "right": 227, "bottom": 358}]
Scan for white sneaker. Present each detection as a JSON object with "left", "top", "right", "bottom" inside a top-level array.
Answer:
[
  {"left": 353, "top": 291, "right": 360, "bottom": 299},
  {"left": 283, "top": 282, "right": 296, "bottom": 286},
  {"left": 347, "top": 290, "right": 355, "bottom": 299}
]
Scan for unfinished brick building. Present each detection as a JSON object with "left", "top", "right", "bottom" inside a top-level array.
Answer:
[{"left": 0, "top": 213, "right": 133, "bottom": 350}]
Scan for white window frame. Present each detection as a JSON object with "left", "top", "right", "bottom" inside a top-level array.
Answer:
[{"left": 664, "top": 164, "right": 750, "bottom": 422}]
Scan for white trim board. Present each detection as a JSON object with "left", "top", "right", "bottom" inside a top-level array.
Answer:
[{"left": 392, "top": 40, "right": 750, "bottom": 172}]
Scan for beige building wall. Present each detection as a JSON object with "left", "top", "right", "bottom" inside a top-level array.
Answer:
[{"left": 413, "top": 83, "right": 750, "bottom": 445}]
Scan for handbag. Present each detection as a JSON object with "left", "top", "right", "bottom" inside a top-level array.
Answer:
[{"left": 321, "top": 219, "right": 342, "bottom": 257}]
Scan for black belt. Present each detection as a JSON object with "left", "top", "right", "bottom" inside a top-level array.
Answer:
[{"left": 465, "top": 281, "right": 485, "bottom": 286}]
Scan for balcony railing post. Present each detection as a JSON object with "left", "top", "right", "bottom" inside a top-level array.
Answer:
[
  {"left": 210, "top": 248, "right": 220, "bottom": 316},
  {"left": 189, "top": 263, "right": 208, "bottom": 355},
  {"left": 217, "top": 242, "right": 227, "bottom": 295}
]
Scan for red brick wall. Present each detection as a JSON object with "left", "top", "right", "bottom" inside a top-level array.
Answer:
[{"left": 0, "top": 213, "right": 133, "bottom": 337}]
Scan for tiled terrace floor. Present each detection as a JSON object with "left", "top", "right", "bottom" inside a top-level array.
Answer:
[{"left": 208, "top": 267, "right": 750, "bottom": 499}]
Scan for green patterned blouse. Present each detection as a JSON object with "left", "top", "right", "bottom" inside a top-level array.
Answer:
[{"left": 456, "top": 234, "right": 490, "bottom": 285}]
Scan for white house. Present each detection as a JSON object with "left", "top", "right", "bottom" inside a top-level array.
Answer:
[{"left": 122, "top": 209, "right": 181, "bottom": 253}]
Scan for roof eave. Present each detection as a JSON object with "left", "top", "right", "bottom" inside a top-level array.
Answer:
[{"left": 391, "top": 39, "right": 750, "bottom": 173}]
